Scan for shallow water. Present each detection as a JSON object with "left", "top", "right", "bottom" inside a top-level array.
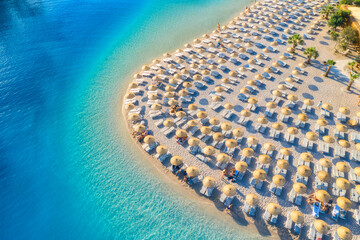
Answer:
[{"left": 0, "top": 0, "right": 272, "bottom": 239}]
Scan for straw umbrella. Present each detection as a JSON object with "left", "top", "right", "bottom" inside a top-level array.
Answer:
[
  {"left": 258, "top": 117, "right": 268, "bottom": 125},
  {"left": 129, "top": 113, "right": 140, "bottom": 121},
  {"left": 209, "top": 117, "right": 220, "bottom": 126},
  {"left": 225, "top": 139, "right": 237, "bottom": 149},
  {"left": 221, "top": 122, "right": 232, "bottom": 131},
  {"left": 323, "top": 135, "right": 335, "bottom": 143},
  {"left": 126, "top": 92, "right": 135, "bottom": 99},
  {"left": 196, "top": 111, "right": 207, "bottom": 119},
  {"left": 266, "top": 101, "right": 277, "bottom": 109},
  {"left": 247, "top": 136, "right": 259, "bottom": 146},
  {"left": 156, "top": 145, "right": 168, "bottom": 155},
  {"left": 200, "top": 126, "right": 212, "bottom": 135},
  {"left": 322, "top": 103, "right": 333, "bottom": 111},
  {"left": 314, "top": 220, "right": 329, "bottom": 235},
  {"left": 339, "top": 139, "right": 351, "bottom": 149},
  {"left": 304, "top": 99, "right": 314, "bottom": 106},
  {"left": 235, "top": 161, "right": 248, "bottom": 172},
  {"left": 273, "top": 175, "right": 285, "bottom": 188},
  {"left": 317, "top": 118, "right": 328, "bottom": 126},
  {"left": 293, "top": 182, "right": 307, "bottom": 196},
  {"left": 186, "top": 166, "right": 199, "bottom": 178},
  {"left": 248, "top": 97, "right": 258, "bottom": 105},
  {"left": 246, "top": 193, "right": 259, "bottom": 206},
  {"left": 224, "top": 103, "right": 234, "bottom": 110},
  {"left": 336, "top": 178, "right": 350, "bottom": 190},
  {"left": 298, "top": 113, "right": 308, "bottom": 122},
  {"left": 233, "top": 128, "right": 244, "bottom": 138},
  {"left": 319, "top": 158, "right": 332, "bottom": 168},
  {"left": 337, "top": 197, "right": 352, "bottom": 211},
  {"left": 354, "top": 167, "right": 360, "bottom": 177},
  {"left": 212, "top": 95, "right": 222, "bottom": 102},
  {"left": 258, "top": 154, "right": 271, "bottom": 164},
  {"left": 134, "top": 124, "right": 146, "bottom": 133},
  {"left": 287, "top": 127, "right": 298, "bottom": 135},
  {"left": 241, "top": 109, "right": 251, "bottom": 117},
  {"left": 163, "top": 119, "right": 174, "bottom": 127},
  {"left": 240, "top": 88, "right": 250, "bottom": 94},
  {"left": 339, "top": 107, "right": 350, "bottom": 115},
  {"left": 301, "top": 152, "right": 314, "bottom": 162},
  {"left": 217, "top": 153, "right": 230, "bottom": 164},
  {"left": 188, "top": 104, "right": 198, "bottom": 111},
  {"left": 255, "top": 74, "right": 263, "bottom": 80},
  {"left": 277, "top": 159, "right": 289, "bottom": 170},
  {"left": 290, "top": 211, "right": 304, "bottom": 224},
  {"left": 281, "top": 107, "right": 292, "bottom": 116},
  {"left": 259, "top": 144, "right": 273, "bottom": 154},
  {"left": 306, "top": 132, "right": 318, "bottom": 141},
  {"left": 315, "top": 190, "right": 330, "bottom": 204},
  {"left": 170, "top": 156, "right": 183, "bottom": 166},
  {"left": 336, "top": 162, "right": 350, "bottom": 173},
  {"left": 253, "top": 169, "right": 267, "bottom": 185},
  {"left": 165, "top": 92, "right": 175, "bottom": 98},
  {"left": 176, "top": 129, "right": 187, "bottom": 138},
  {"left": 242, "top": 148, "right": 254, "bottom": 158},
  {"left": 222, "top": 78, "right": 231, "bottom": 84},
  {"left": 272, "top": 90, "right": 282, "bottom": 97},
  {"left": 187, "top": 120, "right": 199, "bottom": 127},
  {"left": 144, "top": 135, "right": 155, "bottom": 144},
  {"left": 297, "top": 165, "right": 312, "bottom": 177},
  {"left": 317, "top": 171, "right": 331, "bottom": 183},
  {"left": 188, "top": 137, "right": 200, "bottom": 147},
  {"left": 203, "top": 146, "right": 215, "bottom": 156},
  {"left": 267, "top": 203, "right": 282, "bottom": 217},
  {"left": 222, "top": 184, "right": 236, "bottom": 196},
  {"left": 125, "top": 103, "right": 135, "bottom": 111},
  {"left": 337, "top": 124, "right": 348, "bottom": 133},
  {"left": 337, "top": 226, "right": 352, "bottom": 240},
  {"left": 203, "top": 176, "right": 216, "bottom": 188},
  {"left": 272, "top": 122, "right": 284, "bottom": 131},
  {"left": 213, "top": 132, "right": 224, "bottom": 142},
  {"left": 176, "top": 111, "right": 186, "bottom": 118},
  {"left": 280, "top": 148, "right": 292, "bottom": 156},
  {"left": 287, "top": 94, "right": 298, "bottom": 102}
]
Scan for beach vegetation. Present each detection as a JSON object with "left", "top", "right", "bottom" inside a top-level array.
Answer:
[
  {"left": 340, "top": 26, "right": 359, "bottom": 45},
  {"left": 287, "top": 34, "right": 304, "bottom": 53},
  {"left": 324, "top": 60, "right": 336, "bottom": 77},
  {"left": 339, "top": 0, "right": 354, "bottom": 5},
  {"left": 304, "top": 47, "right": 319, "bottom": 64},
  {"left": 346, "top": 72, "right": 359, "bottom": 90},
  {"left": 321, "top": 4, "right": 336, "bottom": 19},
  {"left": 327, "top": 10, "right": 351, "bottom": 30},
  {"left": 355, "top": 0, "right": 360, "bottom": 6}
]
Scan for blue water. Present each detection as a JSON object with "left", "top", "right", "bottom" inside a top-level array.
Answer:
[{"left": 0, "top": 0, "right": 265, "bottom": 239}]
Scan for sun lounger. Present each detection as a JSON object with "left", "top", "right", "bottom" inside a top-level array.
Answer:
[
  {"left": 269, "top": 129, "right": 281, "bottom": 139},
  {"left": 250, "top": 178, "right": 263, "bottom": 189},
  {"left": 318, "top": 141, "right": 330, "bottom": 155},
  {"left": 195, "top": 154, "right": 208, "bottom": 163},
  {"left": 216, "top": 161, "right": 229, "bottom": 170},
  {"left": 238, "top": 93, "right": 249, "bottom": 102},
  {"left": 308, "top": 223, "right": 316, "bottom": 240},
  {"left": 263, "top": 210, "right": 271, "bottom": 221},
  {"left": 155, "top": 152, "right": 170, "bottom": 163},
  {"left": 350, "top": 188, "right": 360, "bottom": 203},
  {"left": 285, "top": 100, "right": 296, "bottom": 109},
  {"left": 320, "top": 109, "right": 331, "bottom": 118},
  {"left": 264, "top": 108, "right": 275, "bottom": 118},
  {"left": 215, "top": 140, "right": 225, "bottom": 150},
  {"left": 210, "top": 102, "right": 222, "bottom": 111},
  {"left": 189, "top": 126, "right": 199, "bottom": 135},
  {"left": 164, "top": 127, "right": 175, "bottom": 136},
  {"left": 284, "top": 132, "right": 295, "bottom": 144},
  {"left": 332, "top": 183, "right": 346, "bottom": 197},
  {"left": 236, "top": 116, "right": 249, "bottom": 126},
  {"left": 301, "top": 138, "right": 313, "bottom": 150},
  {"left": 337, "top": 112, "right": 347, "bottom": 122},
  {"left": 302, "top": 104, "right": 312, "bottom": 113},
  {"left": 294, "top": 119, "right": 306, "bottom": 128},
  {"left": 243, "top": 202, "right": 250, "bottom": 214},
  {"left": 200, "top": 186, "right": 214, "bottom": 197},
  {"left": 188, "top": 145, "right": 200, "bottom": 155},
  {"left": 315, "top": 177, "right": 328, "bottom": 190},
  {"left": 295, "top": 173, "right": 308, "bottom": 186},
  {"left": 335, "top": 146, "right": 346, "bottom": 159},
  {"left": 285, "top": 212, "right": 293, "bottom": 229}
]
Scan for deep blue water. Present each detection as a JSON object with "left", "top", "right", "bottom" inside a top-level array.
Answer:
[{"left": 0, "top": 1, "right": 260, "bottom": 239}]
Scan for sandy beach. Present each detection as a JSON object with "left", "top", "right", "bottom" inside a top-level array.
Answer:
[{"left": 122, "top": 0, "right": 360, "bottom": 239}]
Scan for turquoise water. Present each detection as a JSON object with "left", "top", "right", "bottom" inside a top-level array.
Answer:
[{"left": 0, "top": 0, "right": 269, "bottom": 239}]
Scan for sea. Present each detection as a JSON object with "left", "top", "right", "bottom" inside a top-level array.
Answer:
[{"left": 0, "top": 0, "right": 270, "bottom": 239}]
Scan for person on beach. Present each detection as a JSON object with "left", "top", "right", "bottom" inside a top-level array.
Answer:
[
  {"left": 357, "top": 95, "right": 360, "bottom": 106},
  {"left": 317, "top": 100, "right": 323, "bottom": 109},
  {"left": 217, "top": 23, "right": 220, "bottom": 31},
  {"left": 220, "top": 169, "right": 228, "bottom": 180},
  {"left": 225, "top": 204, "right": 233, "bottom": 214}
]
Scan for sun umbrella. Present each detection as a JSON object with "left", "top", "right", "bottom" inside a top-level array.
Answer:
[
  {"left": 322, "top": 103, "right": 333, "bottom": 111},
  {"left": 245, "top": 193, "right": 259, "bottom": 206},
  {"left": 339, "top": 107, "right": 350, "bottom": 115},
  {"left": 354, "top": 167, "right": 360, "bottom": 177},
  {"left": 317, "top": 118, "right": 328, "bottom": 126},
  {"left": 126, "top": 92, "right": 135, "bottom": 99},
  {"left": 222, "top": 184, "right": 236, "bottom": 196},
  {"left": 187, "top": 119, "right": 199, "bottom": 127},
  {"left": 164, "top": 92, "right": 175, "bottom": 98},
  {"left": 317, "top": 171, "right": 331, "bottom": 183},
  {"left": 272, "top": 122, "right": 284, "bottom": 130},
  {"left": 290, "top": 211, "right": 304, "bottom": 224},
  {"left": 207, "top": 118, "right": 219, "bottom": 126},
  {"left": 287, "top": 94, "right": 298, "bottom": 101},
  {"left": 235, "top": 161, "right": 248, "bottom": 172},
  {"left": 229, "top": 71, "right": 237, "bottom": 77},
  {"left": 263, "top": 142, "right": 275, "bottom": 151},
  {"left": 186, "top": 166, "right": 199, "bottom": 177},
  {"left": 125, "top": 103, "right": 135, "bottom": 111},
  {"left": 156, "top": 145, "right": 168, "bottom": 155},
  {"left": 315, "top": 190, "right": 330, "bottom": 203},
  {"left": 266, "top": 101, "right": 277, "bottom": 109},
  {"left": 242, "top": 148, "right": 254, "bottom": 157},
  {"left": 129, "top": 113, "right": 140, "bottom": 121},
  {"left": 248, "top": 97, "right": 258, "bottom": 104},
  {"left": 277, "top": 159, "right": 289, "bottom": 169},
  {"left": 323, "top": 135, "right": 335, "bottom": 143},
  {"left": 272, "top": 62, "right": 280, "bottom": 67},
  {"left": 203, "top": 146, "right": 215, "bottom": 156},
  {"left": 281, "top": 107, "right": 292, "bottom": 115},
  {"left": 196, "top": 111, "right": 207, "bottom": 119},
  {"left": 200, "top": 126, "right": 212, "bottom": 135},
  {"left": 176, "top": 111, "right": 186, "bottom": 118},
  {"left": 356, "top": 185, "right": 360, "bottom": 194},
  {"left": 225, "top": 139, "right": 237, "bottom": 148},
  {"left": 314, "top": 220, "right": 329, "bottom": 234},
  {"left": 304, "top": 99, "right": 314, "bottom": 106},
  {"left": 179, "top": 89, "right": 188, "bottom": 97},
  {"left": 337, "top": 197, "right": 352, "bottom": 210},
  {"left": 193, "top": 74, "right": 202, "bottom": 80},
  {"left": 273, "top": 175, "right": 285, "bottom": 187},
  {"left": 287, "top": 127, "right": 298, "bottom": 135},
  {"left": 339, "top": 139, "right": 350, "bottom": 148},
  {"left": 224, "top": 103, "right": 234, "bottom": 110},
  {"left": 240, "top": 88, "right": 249, "bottom": 94},
  {"left": 306, "top": 132, "right": 318, "bottom": 141},
  {"left": 337, "top": 124, "right": 348, "bottom": 133},
  {"left": 203, "top": 176, "right": 216, "bottom": 188},
  {"left": 255, "top": 74, "right": 263, "bottom": 80},
  {"left": 258, "top": 117, "right": 268, "bottom": 124},
  {"left": 212, "top": 132, "right": 224, "bottom": 142},
  {"left": 144, "top": 135, "right": 155, "bottom": 144},
  {"left": 130, "top": 82, "right": 139, "bottom": 89},
  {"left": 247, "top": 136, "right": 258, "bottom": 146},
  {"left": 267, "top": 203, "right": 282, "bottom": 215},
  {"left": 134, "top": 124, "right": 146, "bottom": 133},
  {"left": 232, "top": 128, "right": 244, "bottom": 138},
  {"left": 217, "top": 153, "right": 230, "bottom": 163},
  {"left": 298, "top": 113, "right": 308, "bottom": 121},
  {"left": 221, "top": 122, "right": 232, "bottom": 131},
  {"left": 297, "top": 165, "right": 312, "bottom": 177},
  {"left": 188, "top": 104, "right": 198, "bottom": 111},
  {"left": 337, "top": 226, "right": 352, "bottom": 240},
  {"left": 336, "top": 162, "right": 350, "bottom": 173},
  {"left": 301, "top": 152, "right": 314, "bottom": 162},
  {"left": 188, "top": 137, "right": 200, "bottom": 147},
  {"left": 258, "top": 154, "right": 271, "bottom": 164},
  {"left": 272, "top": 90, "right": 282, "bottom": 97},
  {"left": 241, "top": 109, "right": 251, "bottom": 117},
  {"left": 248, "top": 59, "right": 255, "bottom": 64},
  {"left": 247, "top": 80, "right": 257, "bottom": 86},
  {"left": 176, "top": 129, "right": 187, "bottom": 138},
  {"left": 336, "top": 178, "right": 350, "bottom": 190},
  {"left": 293, "top": 182, "right": 307, "bottom": 194},
  {"left": 318, "top": 158, "right": 331, "bottom": 168},
  {"left": 280, "top": 148, "right": 292, "bottom": 156},
  {"left": 239, "top": 66, "right": 247, "bottom": 72},
  {"left": 253, "top": 169, "right": 267, "bottom": 180},
  {"left": 278, "top": 84, "right": 286, "bottom": 90},
  {"left": 163, "top": 119, "right": 174, "bottom": 127},
  {"left": 170, "top": 156, "right": 183, "bottom": 166}
]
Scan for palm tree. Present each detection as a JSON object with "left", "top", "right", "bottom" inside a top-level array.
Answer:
[
  {"left": 348, "top": 61, "right": 356, "bottom": 71},
  {"left": 321, "top": 4, "right": 335, "bottom": 20},
  {"left": 287, "top": 34, "right": 304, "bottom": 53},
  {"left": 324, "top": 60, "right": 336, "bottom": 77},
  {"left": 346, "top": 72, "right": 359, "bottom": 91},
  {"left": 304, "top": 47, "right": 319, "bottom": 64}
]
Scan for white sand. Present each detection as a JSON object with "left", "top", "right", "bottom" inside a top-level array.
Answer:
[{"left": 123, "top": 0, "right": 360, "bottom": 239}]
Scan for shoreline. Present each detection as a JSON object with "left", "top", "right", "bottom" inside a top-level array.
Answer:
[{"left": 121, "top": 0, "right": 360, "bottom": 239}]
